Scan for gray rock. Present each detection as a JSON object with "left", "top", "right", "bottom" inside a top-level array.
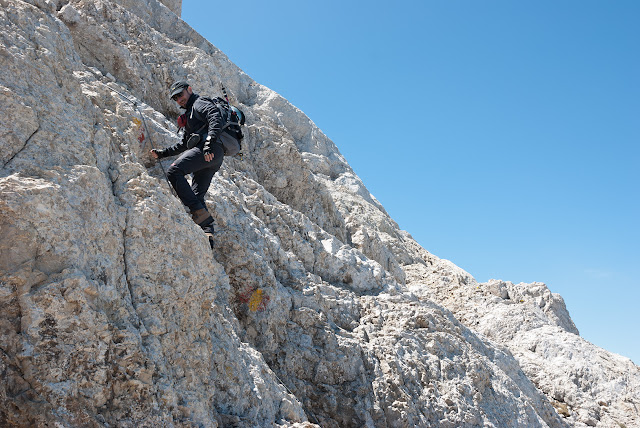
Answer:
[{"left": 0, "top": 0, "right": 638, "bottom": 427}]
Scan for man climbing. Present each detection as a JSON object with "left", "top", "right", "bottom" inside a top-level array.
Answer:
[{"left": 150, "top": 81, "right": 225, "bottom": 247}]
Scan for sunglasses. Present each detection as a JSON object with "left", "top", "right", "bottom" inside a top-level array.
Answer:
[{"left": 172, "top": 89, "right": 186, "bottom": 101}]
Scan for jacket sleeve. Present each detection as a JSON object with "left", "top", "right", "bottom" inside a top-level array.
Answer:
[
  {"left": 156, "top": 136, "right": 188, "bottom": 158},
  {"left": 198, "top": 99, "right": 224, "bottom": 142}
]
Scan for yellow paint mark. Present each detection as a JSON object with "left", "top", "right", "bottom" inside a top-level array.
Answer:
[
  {"left": 132, "top": 117, "right": 142, "bottom": 126},
  {"left": 248, "top": 289, "right": 263, "bottom": 312}
]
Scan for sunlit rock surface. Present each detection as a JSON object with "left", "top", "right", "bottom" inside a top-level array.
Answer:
[{"left": 1, "top": 1, "right": 638, "bottom": 427}]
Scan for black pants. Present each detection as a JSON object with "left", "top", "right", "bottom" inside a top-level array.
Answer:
[{"left": 166, "top": 144, "right": 224, "bottom": 212}]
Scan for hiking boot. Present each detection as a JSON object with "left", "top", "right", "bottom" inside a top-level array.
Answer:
[{"left": 191, "top": 207, "right": 213, "bottom": 226}]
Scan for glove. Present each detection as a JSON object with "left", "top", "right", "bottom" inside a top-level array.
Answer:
[
  {"left": 150, "top": 148, "right": 165, "bottom": 159},
  {"left": 203, "top": 136, "right": 215, "bottom": 162}
]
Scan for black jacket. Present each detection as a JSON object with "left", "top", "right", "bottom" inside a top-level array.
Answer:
[{"left": 158, "top": 93, "right": 223, "bottom": 158}]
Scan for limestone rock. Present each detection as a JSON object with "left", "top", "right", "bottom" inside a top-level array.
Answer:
[
  {"left": 405, "top": 263, "right": 640, "bottom": 428},
  {"left": 0, "top": 0, "right": 638, "bottom": 427}
]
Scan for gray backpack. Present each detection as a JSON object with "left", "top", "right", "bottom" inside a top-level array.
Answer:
[
  {"left": 204, "top": 96, "right": 244, "bottom": 157},
  {"left": 187, "top": 97, "right": 245, "bottom": 157}
]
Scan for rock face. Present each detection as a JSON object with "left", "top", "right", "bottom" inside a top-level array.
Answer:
[{"left": 0, "top": 1, "right": 638, "bottom": 427}]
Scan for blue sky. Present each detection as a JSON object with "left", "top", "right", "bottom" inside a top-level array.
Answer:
[{"left": 182, "top": 1, "right": 640, "bottom": 364}]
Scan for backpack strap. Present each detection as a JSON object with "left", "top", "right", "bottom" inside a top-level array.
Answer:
[
  {"left": 191, "top": 97, "right": 242, "bottom": 139},
  {"left": 193, "top": 122, "right": 207, "bottom": 134}
]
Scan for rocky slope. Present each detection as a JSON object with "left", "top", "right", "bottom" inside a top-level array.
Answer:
[{"left": 1, "top": 1, "right": 638, "bottom": 427}]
